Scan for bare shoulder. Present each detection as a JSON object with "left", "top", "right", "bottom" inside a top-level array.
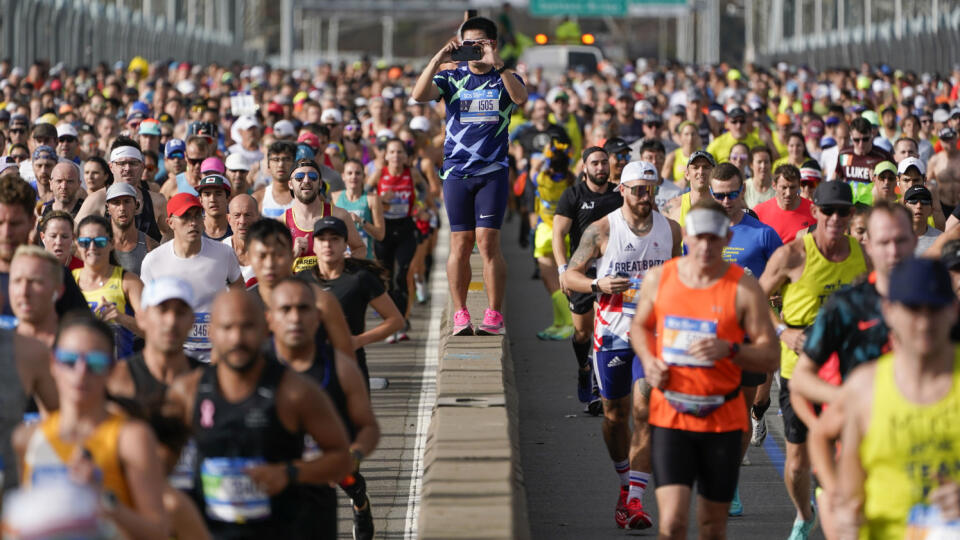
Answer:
[
  {"left": 252, "top": 187, "right": 265, "bottom": 202},
  {"left": 14, "top": 333, "right": 49, "bottom": 372},
  {"left": 107, "top": 359, "right": 135, "bottom": 399}
]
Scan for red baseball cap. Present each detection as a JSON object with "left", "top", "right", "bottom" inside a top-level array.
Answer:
[
  {"left": 297, "top": 131, "right": 320, "bottom": 150},
  {"left": 267, "top": 102, "right": 284, "bottom": 115},
  {"left": 167, "top": 193, "right": 202, "bottom": 217}
]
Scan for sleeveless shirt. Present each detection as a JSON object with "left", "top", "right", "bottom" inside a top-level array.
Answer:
[
  {"left": 114, "top": 230, "right": 148, "bottom": 276},
  {"left": 261, "top": 184, "right": 293, "bottom": 219},
  {"left": 0, "top": 329, "right": 26, "bottom": 490},
  {"left": 285, "top": 203, "right": 332, "bottom": 273},
  {"left": 72, "top": 266, "right": 136, "bottom": 359},
  {"left": 378, "top": 166, "right": 416, "bottom": 220},
  {"left": 335, "top": 191, "right": 374, "bottom": 259}
]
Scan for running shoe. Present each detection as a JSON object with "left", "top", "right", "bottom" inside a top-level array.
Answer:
[
  {"left": 585, "top": 376, "right": 603, "bottom": 416},
  {"left": 536, "top": 324, "right": 573, "bottom": 340},
  {"left": 353, "top": 495, "right": 375, "bottom": 540},
  {"left": 395, "top": 331, "right": 410, "bottom": 342},
  {"left": 750, "top": 413, "right": 768, "bottom": 446},
  {"left": 623, "top": 498, "right": 653, "bottom": 529},
  {"left": 452, "top": 308, "right": 473, "bottom": 336},
  {"left": 385, "top": 333, "right": 398, "bottom": 344},
  {"left": 614, "top": 486, "right": 629, "bottom": 528},
  {"left": 742, "top": 453, "right": 751, "bottom": 466},
  {"left": 576, "top": 366, "right": 593, "bottom": 403},
  {"left": 415, "top": 278, "right": 428, "bottom": 304},
  {"left": 728, "top": 486, "right": 743, "bottom": 516},
  {"left": 787, "top": 508, "right": 817, "bottom": 540},
  {"left": 476, "top": 309, "right": 505, "bottom": 336}
]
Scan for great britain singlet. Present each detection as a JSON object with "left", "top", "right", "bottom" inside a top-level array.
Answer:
[
  {"left": 284, "top": 203, "right": 332, "bottom": 273},
  {"left": 593, "top": 209, "right": 672, "bottom": 353},
  {"left": 377, "top": 167, "right": 415, "bottom": 220}
]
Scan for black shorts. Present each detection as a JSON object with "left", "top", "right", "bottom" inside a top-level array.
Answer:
[
  {"left": 567, "top": 267, "right": 597, "bottom": 315},
  {"left": 778, "top": 376, "right": 808, "bottom": 444},
  {"left": 651, "top": 426, "right": 742, "bottom": 503},
  {"left": 740, "top": 370, "right": 766, "bottom": 387}
]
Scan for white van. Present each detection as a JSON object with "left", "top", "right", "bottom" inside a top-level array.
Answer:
[{"left": 518, "top": 45, "right": 604, "bottom": 81}]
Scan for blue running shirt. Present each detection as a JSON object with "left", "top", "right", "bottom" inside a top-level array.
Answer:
[
  {"left": 722, "top": 212, "right": 782, "bottom": 277},
  {"left": 433, "top": 63, "right": 523, "bottom": 179}
]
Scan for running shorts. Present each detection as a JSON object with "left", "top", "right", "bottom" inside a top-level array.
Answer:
[
  {"left": 533, "top": 222, "right": 569, "bottom": 258},
  {"left": 443, "top": 167, "right": 509, "bottom": 232},
  {"left": 567, "top": 267, "right": 596, "bottom": 315},
  {"left": 778, "top": 376, "right": 808, "bottom": 444},
  {"left": 651, "top": 426, "right": 742, "bottom": 502},
  {"left": 593, "top": 348, "right": 635, "bottom": 400},
  {"left": 740, "top": 370, "right": 766, "bottom": 387}
]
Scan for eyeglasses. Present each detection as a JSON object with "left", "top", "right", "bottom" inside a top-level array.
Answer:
[
  {"left": 112, "top": 160, "right": 140, "bottom": 169},
  {"left": 77, "top": 236, "right": 109, "bottom": 249},
  {"left": 614, "top": 152, "right": 631, "bottom": 162},
  {"left": 710, "top": 188, "right": 742, "bottom": 200},
  {"left": 622, "top": 184, "right": 656, "bottom": 197},
  {"left": 186, "top": 157, "right": 204, "bottom": 167},
  {"left": 819, "top": 206, "right": 853, "bottom": 217},
  {"left": 8, "top": 129, "right": 24, "bottom": 135},
  {"left": 292, "top": 171, "right": 319, "bottom": 182},
  {"left": 54, "top": 348, "right": 113, "bottom": 375},
  {"left": 851, "top": 137, "right": 870, "bottom": 143},
  {"left": 269, "top": 156, "right": 294, "bottom": 163},
  {"left": 58, "top": 136, "right": 77, "bottom": 143}
]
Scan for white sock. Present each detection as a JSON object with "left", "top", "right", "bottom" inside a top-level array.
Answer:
[
  {"left": 627, "top": 471, "right": 651, "bottom": 503},
  {"left": 614, "top": 459, "right": 629, "bottom": 487}
]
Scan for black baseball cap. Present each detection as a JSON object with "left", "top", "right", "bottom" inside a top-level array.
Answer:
[
  {"left": 904, "top": 185, "right": 933, "bottom": 203},
  {"left": 687, "top": 150, "right": 716, "bottom": 167},
  {"left": 727, "top": 107, "right": 747, "bottom": 120},
  {"left": 888, "top": 258, "right": 955, "bottom": 308},
  {"left": 313, "top": 216, "right": 348, "bottom": 238},
  {"left": 603, "top": 137, "right": 630, "bottom": 154},
  {"left": 813, "top": 181, "right": 853, "bottom": 207},
  {"left": 940, "top": 127, "right": 957, "bottom": 139}
]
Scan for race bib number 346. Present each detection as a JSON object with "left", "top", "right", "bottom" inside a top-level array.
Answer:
[{"left": 460, "top": 89, "right": 500, "bottom": 124}]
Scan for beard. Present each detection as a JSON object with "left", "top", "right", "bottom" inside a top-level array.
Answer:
[
  {"left": 585, "top": 170, "right": 609, "bottom": 186},
  {"left": 295, "top": 189, "right": 318, "bottom": 204}
]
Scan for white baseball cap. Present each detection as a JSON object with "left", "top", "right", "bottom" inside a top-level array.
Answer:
[
  {"left": 272, "top": 120, "right": 296, "bottom": 138},
  {"left": 685, "top": 208, "right": 731, "bottom": 237},
  {"left": 897, "top": 156, "right": 926, "bottom": 176},
  {"left": 141, "top": 277, "right": 195, "bottom": 309},
  {"left": 224, "top": 153, "right": 250, "bottom": 171},
  {"left": 233, "top": 115, "right": 259, "bottom": 131},
  {"left": 320, "top": 108, "right": 342, "bottom": 124},
  {"left": 409, "top": 116, "right": 430, "bottom": 132},
  {"left": 56, "top": 123, "right": 78, "bottom": 138},
  {"left": 105, "top": 182, "right": 138, "bottom": 202},
  {"left": 618, "top": 161, "right": 659, "bottom": 186}
]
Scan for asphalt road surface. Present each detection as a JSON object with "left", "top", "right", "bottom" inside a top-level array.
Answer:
[{"left": 503, "top": 220, "right": 825, "bottom": 540}]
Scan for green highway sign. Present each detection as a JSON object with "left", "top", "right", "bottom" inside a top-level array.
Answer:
[{"left": 529, "top": 0, "right": 628, "bottom": 17}]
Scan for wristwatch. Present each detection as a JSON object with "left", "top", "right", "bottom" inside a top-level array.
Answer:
[
  {"left": 775, "top": 323, "right": 788, "bottom": 338},
  {"left": 558, "top": 264, "right": 568, "bottom": 275},
  {"left": 495, "top": 65, "right": 508, "bottom": 74},
  {"left": 728, "top": 342, "right": 741, "bottom": 357},
  {"left": 591, "top": 278, "right": 600, "bottom": 293},
  {"left": 285, "top": 461, "right": 299, "bottom": 486}
]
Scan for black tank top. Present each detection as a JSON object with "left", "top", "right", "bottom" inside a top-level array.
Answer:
[
  {"left": 135, "top": 183, "right": 162, "bottom": 242},
  {"left": 277, "top": 337, "right": 354, "bottom": 441},
  {"left": 191, "top": 357, "right": 308, "bottom": 538},
  {"left": 127, "top": 353, "right": 201, "bottom": 405}
]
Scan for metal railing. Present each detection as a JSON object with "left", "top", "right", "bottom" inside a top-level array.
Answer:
[{"left": 1, "top": 0, "right": 261, "bottom": 69}]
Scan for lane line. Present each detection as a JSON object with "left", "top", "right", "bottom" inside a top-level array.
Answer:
[{"left": 403, "top": 213, "right": 448, "bottom": 539}]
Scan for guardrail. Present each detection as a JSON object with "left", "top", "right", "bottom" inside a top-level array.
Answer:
[
  {"left": 418, "top": 252, "right": 531, "bottom": 540},
  {"left": 1, "top": 0, "right": 260, "bottom": 69}
]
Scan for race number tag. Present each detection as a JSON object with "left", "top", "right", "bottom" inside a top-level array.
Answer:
[
  {"left": 187, "top": 313, "right": 211, "bottom": 348},
  {"left": 230, "top": 91, "right": 257, "bottom": 117},
  {"left": 201, "top": 457, "right": 270, "bottom": 523},
  {"left": 460, "top": 89, "right": 500, "bottom": 124},
  {"left": 662, "top": 316, "right": 717, "bottom": 367},
  {"left": 169, "top": 439, "right": 197, "bottom": 491},
  {"left": 906, "top": 503, "right": 960, "bottom": 537}
]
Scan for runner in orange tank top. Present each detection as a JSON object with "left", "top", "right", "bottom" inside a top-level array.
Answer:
[{"left": 630, "top": 198, "right": 778, "bottom": 540}]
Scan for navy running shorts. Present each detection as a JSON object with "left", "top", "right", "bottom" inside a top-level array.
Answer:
[
  {"left": 593, "top": 348, "right": 635, "bottom": 400},
  {"left": 443, "top": 167, "right": 509, "bottom": 232}
]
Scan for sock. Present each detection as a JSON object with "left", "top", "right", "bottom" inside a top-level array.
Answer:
[
  {"left": 339, "top": 471, "right": 368, "bottom": 507},
  {"left": 551, "top": 289, "right": 572, "bottom": 327},
  {"left": 614, "top": 459, "right": 630, "bottom": 487},
  {"left": 628, "top": 471, "right": 651, "bottom": 503},
  {"left": 572, "top": 338, "right": 591, "bottom": 370},
  {"left": 752, "top": 398, "right": 771, "bottom": 419}
]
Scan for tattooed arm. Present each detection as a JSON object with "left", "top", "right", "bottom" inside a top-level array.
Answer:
[{"left": 560, "top": 218, "right": 628, "bottom": 295}]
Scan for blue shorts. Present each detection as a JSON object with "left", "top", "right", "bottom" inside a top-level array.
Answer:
[
  {"left": 594, "top": 348, "right": 644, "bottom": 400},
  {"left": 443, "top": 167, "right": 509, "bottom": 232}
]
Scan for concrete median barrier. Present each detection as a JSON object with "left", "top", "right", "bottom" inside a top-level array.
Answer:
[{"left": 418, "top": 253, "right": 531, "bottom": 540}]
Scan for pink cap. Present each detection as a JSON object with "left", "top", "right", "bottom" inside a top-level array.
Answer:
[{"left": 200, "top": 157, "right": 225, "bottom": 175}]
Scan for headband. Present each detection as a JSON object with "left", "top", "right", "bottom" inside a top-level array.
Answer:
[{"left": 109, "top": 146, "right": 143, "bottom": 163}]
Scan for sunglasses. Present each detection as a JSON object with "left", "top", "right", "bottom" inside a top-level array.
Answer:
[
  {"left": 851, "top": 137, "right": 870, "bottom": 143},
  {"left": 460, "top": 39, "right": 492, "bottom": 47},
  {"left": 8, "top": 128, "right": 24, "bottom": 135},
  {"left": 186, "top": 157, "right": 204, "bottom": 167},
  {"left": 77, "top": 236, "right": 109, "bottom": 249},
  {"left": 615, "top": 152, "right": 631, "bottom": 162},
  {"left": 644, "top": 122, "right": 662, "bottom": 129},
  {"left": 710, "top": 188, "right": 742, "bottom": 200},
  {"left": 729, "top": 153, "right": 749, "bottom": 161},
  {"left": 344, "top": 125, "right": 358, "bottom": 132},
  {"left": 58, "top": 136, "right": 77, "bottom": 143},
  {"left": 622, "top": 184, "right": 656, "bottom": 197},
  {"left": 9, "top": 153, "right": 27, "bottom": 162},
  {"left": 292, "top": 171, "right": 319, "bottom": 182},
  {"left": 167, "top": 152, "right": 185, "bottom": 160},
  {"left": 819, "top": 206, "right": 853, "bottom": 217},
  {"left": 729, "top": 119, "right": 745, "bottom": 125},
  {"left": 921, "top": 118, "right": 932, "bottom": 124},
  {"left": 55, "top": 348, "right": 113, "bottom": 375},
  {"left": 906, "top": 199, "right": 933, "bottom": 206}
]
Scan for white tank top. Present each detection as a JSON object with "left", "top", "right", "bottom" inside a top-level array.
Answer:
[
  {"left": 261, "top": 184, "right": 293, "bottom": 219},
  {"left": 594, "top": 208, "right": 672, "bottom": 352}
]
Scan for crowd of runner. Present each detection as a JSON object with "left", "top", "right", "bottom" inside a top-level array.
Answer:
[{"left": 0, "top": 12, "right": 956, "bottom": 540}]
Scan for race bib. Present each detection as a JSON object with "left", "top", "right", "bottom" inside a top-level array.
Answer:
[
  {"left": 201, "top": 457, "right": 270, "bottom": 523},
  {"left": 186, "top": 313, "right": 211, "bottom": 350},
  {"left": 460, "top": 89, "right": 500, "bottom": 124},
  {"left": 169, "top": 439, "right": 196, "bottom": 491},
  {"left": 303, "top": 435, "right": 321, "bottom": 460},
  {"left": 0, "top": 314, "right": 19, "bottom": 330},
  {"left": 29, "top": 464, "right": 71, "bottom": 487},
  {"left": 906, "top": 503, "right": 960, "bottom": 539},
  {"left": 622, "top": 278, "right": 643, "bottom": 312},
  {"left": 662, "top": 316, "right": 718, "bottom": 367}
]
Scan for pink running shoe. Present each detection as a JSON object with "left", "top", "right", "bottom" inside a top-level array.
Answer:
[
  {"left": 452, "top": 308, "right": 473, "bottom": 336},
  {"left": 476, "top": 309, "right": 504, "bottom": 336}
]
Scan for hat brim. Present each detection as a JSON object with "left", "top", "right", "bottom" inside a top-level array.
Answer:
[{"left": 685, "top": 209, "right": 730, "bottom": 237}]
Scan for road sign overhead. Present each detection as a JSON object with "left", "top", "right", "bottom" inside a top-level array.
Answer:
[{"left": 529, "top": 0, "right": 628, "bottom": 17}]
